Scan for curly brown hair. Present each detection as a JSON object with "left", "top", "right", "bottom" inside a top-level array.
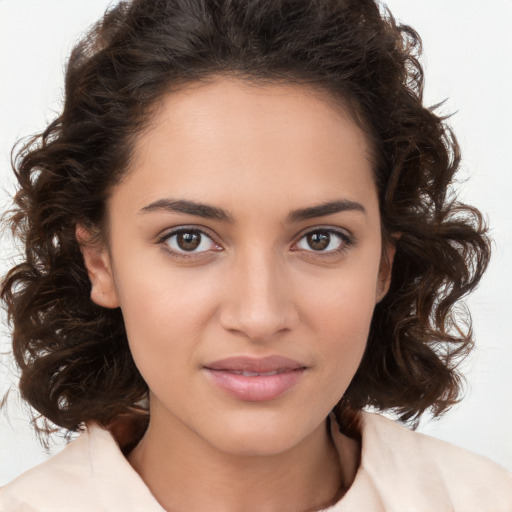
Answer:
[{"left": 1, "top": 0, "right": 490, "bottom": 438}]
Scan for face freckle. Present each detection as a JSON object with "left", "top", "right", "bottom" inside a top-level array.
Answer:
[{"left": 85, "top": 77, "right": 394, "bottom": 457}]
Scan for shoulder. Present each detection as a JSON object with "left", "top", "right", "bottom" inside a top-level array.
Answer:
[
  {"left": 352, "top": 411, "right": 512, "bottom": 511},
  {"left": 0, "top": 427, "right": 101, "bottom": 511},
  {"left": 0, "top": 424, "right": 164, "bottom": 512}
]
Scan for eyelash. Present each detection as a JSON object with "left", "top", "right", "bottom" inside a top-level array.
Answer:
[{"left": 156, "top": 226, "right": 354, "bottom": 260}]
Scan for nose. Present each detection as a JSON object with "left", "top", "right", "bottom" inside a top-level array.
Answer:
[{"left": 219, "top": 249, "right": 299, "bottom": 342}]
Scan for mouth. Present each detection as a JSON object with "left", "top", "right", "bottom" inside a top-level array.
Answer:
[
  {"left": 204, "top": 355, "right": 306, "bottom": 373},
  {"left": 218, "top": 369, "right": 291, "bottom": 376},
  {"left": 203, "top": 356, "right": 307, "bottom": 402}
]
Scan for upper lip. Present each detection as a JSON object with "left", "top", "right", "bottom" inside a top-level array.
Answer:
[{"left": 204, "top": 356, "right": 306, "bottom": 373}]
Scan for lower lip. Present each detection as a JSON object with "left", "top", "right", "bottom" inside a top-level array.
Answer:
[{"left": 204, "top": 369, "right": 305, "bottom": 402}]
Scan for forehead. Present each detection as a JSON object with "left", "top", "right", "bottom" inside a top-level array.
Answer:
[
  {"left": 114, "top": 77, "right": 377, "bottom": 218},
  {"left": 136, "top": 77, "right": 374, "bottom": 165}
]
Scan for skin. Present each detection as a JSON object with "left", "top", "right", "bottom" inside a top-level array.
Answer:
[{"left": 79, "top": 77, "right": 395, "bottom": 512}]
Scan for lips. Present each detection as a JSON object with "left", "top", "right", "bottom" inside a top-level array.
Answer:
[{"left": 203, "top": 356, "right": 307, "bottom": 402}]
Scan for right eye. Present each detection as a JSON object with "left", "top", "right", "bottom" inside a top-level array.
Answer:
[{"left": 160, "top": 228, "right": 221, "bottom": 256}]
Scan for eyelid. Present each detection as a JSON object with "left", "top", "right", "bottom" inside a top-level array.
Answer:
[{"left": 156, "top": 223, "right": 219, "bottom": 241}]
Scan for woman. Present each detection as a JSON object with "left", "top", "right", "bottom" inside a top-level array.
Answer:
[{"left": 1, "top": 0, "right": 511, "bottom": 510}]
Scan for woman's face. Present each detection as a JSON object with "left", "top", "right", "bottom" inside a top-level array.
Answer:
[{"left": 82, "top": 78, "right": 394, "bottom": 456}]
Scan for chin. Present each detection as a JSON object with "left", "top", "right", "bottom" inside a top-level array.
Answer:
[{"left": 198, "top": 408, "right": 324, "bottom": 457}]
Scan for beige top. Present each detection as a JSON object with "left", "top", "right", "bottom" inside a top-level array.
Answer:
[{"left": 1, "top": 412, "right": 511, "bottom": 511}]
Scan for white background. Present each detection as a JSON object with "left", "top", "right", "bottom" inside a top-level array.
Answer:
[{"left": 1, "top": 0, "right": 511, "bottom": 485}]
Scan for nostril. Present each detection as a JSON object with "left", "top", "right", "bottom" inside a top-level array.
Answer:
[{"left": 219, "top": 304, "right": 297, "bottom": 342}]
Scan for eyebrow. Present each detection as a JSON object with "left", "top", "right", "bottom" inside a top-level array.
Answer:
[
  {"left": 140, "top": 199, "right": 235, "bottom": 222},
  {"left": 287, "top": 200, "right": 366, "bottom": 223},
  {"left": 139, "top": 198, "right": 366, "bottom": 223}
]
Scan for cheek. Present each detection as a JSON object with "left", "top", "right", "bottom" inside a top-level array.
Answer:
[
  {"left": 310, "top": 292, "right": 374, "bottom": 403},
  {"left": 112, "top": 259, "right": 222, "bottom": 371},
  {"left": 296, "top": 258, "right": 380, "bottom": 377},
  {"left": 300, "top": 260, "right": 380, "bottom": 335}
]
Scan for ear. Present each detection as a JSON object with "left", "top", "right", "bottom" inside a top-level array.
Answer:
[
  {"left": 376, "top": 235, "right": 399, "bottom": 303},
  {"left": 76, "top": 225, "right": 120, "bottom": 309}
]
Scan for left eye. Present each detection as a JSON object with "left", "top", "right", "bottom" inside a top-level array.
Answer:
[
  {"left": 295, "top": 230, "right": 347, "bottom": 252},
  {"left": 163, "top": 230, "right": 218, "bottom": 253}
]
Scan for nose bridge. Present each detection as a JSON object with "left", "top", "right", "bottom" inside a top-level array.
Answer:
[{"left": 221, "top": 245, "right": 297, "bottom": 340}]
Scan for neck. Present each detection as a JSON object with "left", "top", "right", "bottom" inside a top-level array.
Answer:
[{"left": 127, "top": 410, "right": 359, "bottom": 512}]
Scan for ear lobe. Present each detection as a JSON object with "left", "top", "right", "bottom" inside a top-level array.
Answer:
[
  {"left": 76, "top": 225, "right": 120, "bottom": 309},
  {"left": 376, "top": 237, "right": 398, "bottom": 303}
]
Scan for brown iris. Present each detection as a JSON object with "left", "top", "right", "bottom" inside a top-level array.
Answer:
[
  {"left": 177, "top": 232, "right": 201, "bottom": 251},
  {"left": 306, "top": 231, "right": 330, "bottom": 250}
]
